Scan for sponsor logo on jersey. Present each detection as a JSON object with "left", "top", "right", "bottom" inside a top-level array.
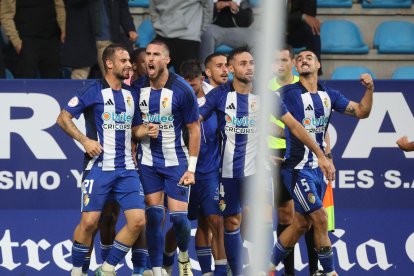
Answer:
[
  {"left": 101, "top": 112, "right": 133, "bottom": 130},
  {"left": 302, "top": 116, "right": 328, "bottom": 133},
  {"left": 68, "top": 96, "right": 79, "bottom": 107},
  {"left": 142, "top": 112, "right": 174, "bottom": 123},
  {"left": 224, "top": 114, "right": 256, "bottom": 134}
]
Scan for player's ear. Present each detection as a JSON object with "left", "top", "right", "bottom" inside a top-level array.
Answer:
[
  {"left": 205, "top": 68, "right": 212, "bottom": 78},
  {"left": 228, "top": 64, "right": 235, "bottom": 74},
  {"left": 106, "top": 59, "right": 113, "bottom": 70},
  {"left": 165, "top": 56, "right": 171, "bottom": 65}
]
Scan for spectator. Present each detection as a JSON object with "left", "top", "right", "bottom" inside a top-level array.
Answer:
[
  {"left": 0, "top": 0, "right": 65, "bottom": 79},
  {"left": 150, "top": 0, "right": 213, "bottom": 72},
  {"left": 61, "top": 0, "right": 137, "bottom": 79},
  {"left": 199, "top": 0, "right": 255, "bottom": 70},
  {"left": 287, "top": 0, "right": 322, "bottom": 74}
]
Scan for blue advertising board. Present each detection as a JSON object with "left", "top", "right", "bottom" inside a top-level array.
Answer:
[{"left": 0, "top": 80, "right": 413, "bottom": 275}]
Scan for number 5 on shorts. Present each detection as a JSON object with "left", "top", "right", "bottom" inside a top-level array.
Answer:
[{"left": 300, "top": 178, "right": 310, "bottom": 192}]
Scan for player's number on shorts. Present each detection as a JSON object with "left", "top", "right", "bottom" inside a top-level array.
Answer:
[
  {"left": 219, "top": 182, "right": 225, "bottom": 197},
  {"left": 300, "top": 179, "right": 310, "bottom": 192},
  {"left": 83, "top": 179, "right": 94, "bottom": 194}
]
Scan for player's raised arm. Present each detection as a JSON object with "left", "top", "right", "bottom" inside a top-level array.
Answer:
[
  {"left": 56, "top": 109, "right": 102, "bottom": 157},
  {"left": 343, "top": 73, "right": 374, "bottom": 119},
  {"left": 280, "top": 112, "right": 334, "bottom": 181}
]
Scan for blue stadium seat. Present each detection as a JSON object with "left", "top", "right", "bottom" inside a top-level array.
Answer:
[
  {"left": 248, "top": 0, "right": 261, "bottom": 7},
  {"left": 128, "top": 0, "right": 149, "bottom": 8},
  {"left": 331, "top": 65, "right": 377, "bottom": 80},
  {"left": 391, "top": 66, "right": 414, "bottom": 79},
  {"left": 135, "top": 19, "right": 156, "bottom": 48},
  {"left": 215, "top": 44, "right": 233, "bottom": 54},
  {"left": 362, "top": 0, "right": 411, "bottom": 8},
  {"left": 374, "top": 21, "right": 414, "bottom": 54},
  {"left": 5, "top": 68, "right": 14, "bottom": 79},
  {"left": 317, "top": 0, "right": 352, "bottom": 8},
  {"left": 321, "top": 20, "right": 369, "bottom": 54}
]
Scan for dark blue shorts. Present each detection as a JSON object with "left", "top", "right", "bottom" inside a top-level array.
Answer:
[
  {"left": 280, "top": 167, "right": 326, "bottom": 215},
  {"left": 139, "top": 164, "right": 190, "bottom": 203},
  {"left": 81, "top": 168, "right": 145, "bottom": 212},
  {"left": 188, "top": 175, "right": 221, "bottom": 220}
]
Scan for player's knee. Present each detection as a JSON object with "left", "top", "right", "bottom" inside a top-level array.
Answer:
[
  {"left": 207, "top": 215, "right": 223, "bottom": 231},
  {"left": 224, "top": 215, "right": 241, "bottom": 231},
  {"left": 310, "top": 208, "right": 328, "bottom": 230},
  {"left": 277, "top": 207, "right": 294, "bottom": 225},
  {"left": 80, "top": 216, "right": 100, "bottom": 233},
  {"left": 128, "top": 216, "right": 146, "bottom": 234}
]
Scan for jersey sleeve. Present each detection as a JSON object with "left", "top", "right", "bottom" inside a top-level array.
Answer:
[
  {"left": 199, "top": 87, "right": 220, "bottom": 121},
  {"left": 181, "top": 88, "right": 200, "bottom": 124},
  {"left": 329, "top": 88, "right": 350, "bottom": 113},
  {"left": 64, "top": 84, "right": 97, "bottom": 119}
]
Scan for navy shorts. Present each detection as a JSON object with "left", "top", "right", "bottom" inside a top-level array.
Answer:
[
  {"left": 81, "top": 167, "right": 145, "bottom": 212},
  {"left": 280, "top": 167, "right": 326, "bottom": 215},
  {"left": 188, "top": 175, "right": 221, "bottom": 220},
  {"left": 139, "top": 164, "right": 190, "bottom": 203}
]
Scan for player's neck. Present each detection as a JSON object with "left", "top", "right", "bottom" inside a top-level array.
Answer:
[
  {"left": 233, "top": 79, "right": 252, "bottom": 94},
  {"left": 105, "top": 74, "right": 123, "bottom": 90},
  {"left": 277, "top": 73, "right": 294, "bottom": 87},
  {"left": 150, "top": 70, "right": 169, "bottom": 90},
  {"left": 300, "top": 74, "right": 318, "bottom": 93}
]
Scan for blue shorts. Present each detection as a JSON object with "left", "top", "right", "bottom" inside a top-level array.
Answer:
[
  {"left": 219, "top": 174, "right": 273, "bottom": 216},
  {"left": 188, "top": 175, "right": 221, "bottom": 220},
  {"left": 139, "top": 164, "right": 190, "bottom": 203},
  {"left": 81, "top": 168, "right": 145, "bottom": 212},
  {"left": 280, "top": 168, "right": 326, "bottom": 215}
]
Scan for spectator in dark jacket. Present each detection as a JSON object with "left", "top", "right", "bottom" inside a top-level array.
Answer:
[{"left": 61, "top": 0, "right": 137, "bottom": 79}]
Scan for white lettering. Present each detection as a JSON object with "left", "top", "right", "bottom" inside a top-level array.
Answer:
[
  {"left": 356, "top": 239, "right": 392, "bottom": 270},
  {"left": 338, "top": 170, "right": 355, "bottom": 188},
  {"left": 52, "top": 240, "right": 72, "bottom": 271},
  {"left": 343, "top": 93, "right": 414, "bottom": 158},
  {"left": 405, "top": 232, "right": 414, "bottom": 262},
  {"left": 70, "top": 170, "right": 83, "bottom": 188},
  {"left": 331, "top": 229, "right": 356, "bottom": 271},
  {"left": 357, "top": 170, "right": 374, "bottom": 188},
  {"left": 384, "top": 170, "right": 402, "bottom": 188},
  {"left": 16, "top": 171, "right": 37, "bottom": 189},
  {"left": 39, "top": 171, "right": 60, "bottom": 190},
  {"left": 0, "top": 93, "right": 65, "bottom": 159},
  {"left": 0, "top": 230, "right": 21, "bottom": 270},
  {"left": 21, "top": 239, "right": 50, "bottom": 270},
  {"left": 0, "top": 171, "right": 61, "bottom": 190},
  {"left": 0, "top": 171, "right": 14, "bottom": 189}
]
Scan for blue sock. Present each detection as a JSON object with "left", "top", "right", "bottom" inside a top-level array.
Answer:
[
  {"left": 163, "top": 250, "right": 175, "bottom": 267},
  {"left": 170, "top": 211, "right": 191, "bottom": 252},
  {"left": 214, "top": 259, "right": 228, "bottom": 276},
  {"left": 82, "top": 256, "right": 90, "bottom": 273},
  {"left": 105, "top": 240, "right": 131, "bottom": 266},
  {"left": 196, "top": 246, "right": 212, "bottom": 274},
  {"left": 145, "top": 253, "right": 152, "bottom": 270},
  {"left": 224, "top": 228, "right": 243, "bottom": 275},
  {"left": 318, "top": 246, "right": 336, "bottom": 273},
  {"left": 100, "top": 242, "right": 112, "bottom": 262},
  {"left": 271, "top": 240, "right": 293, "bottom": 267},
  {"left": 72, "top": 241, "right": 90, "bottom": 268},
  {"left": 146, "top": 206, "right": 165, "bottom": 267},
  {"left": 132, "top": 248, "right": 148, "bottom": 274}
]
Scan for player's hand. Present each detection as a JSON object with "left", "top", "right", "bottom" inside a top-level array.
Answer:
[
  {"left": 229, "top": 1, "right": 239, "bottom": 13},
  {"left": 328, "top": 158, "right": 336, "bottom": 181},
  {"left": 179, "top": 171, "right": 195, "bottom": 186},
  {"left": 360, "top": 73, "right": 374, "bottom": 90},
  {"left": 270, "top": 156, "right": 284, "bottom": 166},
  {"left": 303, "top": 15, "right": 321, "bottom": 35},
  {"left": 129, "top": 31, "right": 138, "bottom": 42},
  {"left": 318, "top": 155, "right": 334, "bottom": 181},
  {"left": 82, "top": 138, "right": 102, "bottom": 157},
  {"left": 147, "top": 123, "right": 159, "bottom": 139},
  {"left": 397, "top": 135, "right": 410, "bottom": 151}
]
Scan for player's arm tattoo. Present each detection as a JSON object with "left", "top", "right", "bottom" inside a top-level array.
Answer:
[
  {"left": 345, "top": 103, "right": 357, "bottom": 117},
  {"left": 56, "top": 110, "right": 87, "bottom": 143}
]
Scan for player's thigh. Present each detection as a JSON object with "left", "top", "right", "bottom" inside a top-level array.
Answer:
[
  {"left": 218, "top": 177, "right": 242, "bottom": 217},
  {"left": 112, "top": 169, "right": 145, "bottom": 211},
  {"left": 139, "top": 164, "right": 164, "bottom": 195},
  {"left": 81, "top": 168, "right": 115, "bottom": 212},
  {"left": 198, "top": 176, "right": 221, "bottom": 218}
]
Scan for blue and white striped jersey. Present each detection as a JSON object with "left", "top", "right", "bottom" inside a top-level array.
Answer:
[
  {"left": 280, "top": 81, "right": 350, "bottom": 170},
  {"left": 196, "top": 82, "right": 220, "bottom": 180},
  {"left": 65, "top": 79, "right": 141, "bottom": 171},
  {"left": 133, "top": 73, "right": 199, "bottom": 167}
]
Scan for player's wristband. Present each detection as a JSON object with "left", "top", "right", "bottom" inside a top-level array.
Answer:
[
  {"left": 325, "top": 152, "right": 333, "bottom": 160},
  {"left": 188, "top": 156, "right": 198, "bottom": 173}
]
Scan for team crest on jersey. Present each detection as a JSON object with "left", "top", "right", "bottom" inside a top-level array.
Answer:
[
  {"left": 83, "top": 194, "right": 90, "bottom": 206},
  {"left": 162, "top": 97, "right": 169, "bottom": 108},
  {"left": 126, "top": 96, "right": 132, "bottom": 107},
  {"left": 308, "top": 193, "right": 315, "bottom": 204},
  {"left": 250, "top": 100, "right": 257, "bottom": 112},
  {"left": 219, "top": 200, "right": 226, "bottom": 211},
  {"left": 323, "top": 97, "right": 329, "bottom": 108},
  {"left": 68, "top": 96, "right": 79, "bottom": 107}
]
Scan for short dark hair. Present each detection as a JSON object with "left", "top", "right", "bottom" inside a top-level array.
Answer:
[
  {"left": 204, "top": 53, "right": 227, "bottom": 68},
  {"left": 281, "top": 44, "right": 294, "bottom": 60},
  {"left": 180, "top": 59, "right": 203, "bottom": 80},
  {"left": 295, "top": 48, "right": 319, "bottom": 61},
  {"left": 102, "top": 44, "right": 129, "bottom": 72},
  {"left": 130, "top": 48, "right": 146, "bottom": 64},
  {"left": 227, "top": 45, "right": 252, "bottom": 64},
  {"left": 148, "top": 38, "right": 170, "bottom": 56}
]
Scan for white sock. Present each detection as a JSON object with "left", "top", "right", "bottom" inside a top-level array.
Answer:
[
  {"left": 101, "top": 261, "right": 115, "bottom": 272},
  {"left": 202, "top": 273, "right": 213, "bottom": 276},
  {"left": 152, "top": 266, "right": 163, "bottom": 276},
  {"left": 178, "top": 250, "right": 189, "bottom": 262},
  {"left": 71, "top": 267, "right": 82, "bottom": 276}
]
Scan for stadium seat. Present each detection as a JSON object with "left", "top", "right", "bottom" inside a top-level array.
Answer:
[
  {"left": 391, "top": 66, "right": 414, "bottom": 79},
  {"left": 128, "top": 0, "right": 149, "bottom": 8},
  {"left": 5, "top": 68, "right": 13, "bottom": 79},
  {"left": 321, "top": 20, "right": 369, "bottom": 54},
  {"left": 317, "top": 0, "right": 352, "bottom": 8},
  {"left": 248, "top": 0, "right": 261, "bottom": 7},
  {"left": 373, "top": 21, "right": 414, "bottom": 54},
  {"left": 361, "top": 0, "right": 411, "bottom": 8},
  {"left": 331, "top": 65, "right": 377, "bottom": 80},
  {"left": 135, "top": 19, "right": 156, "bottom": 48},
  {"left": 215, "top": 44, "right": 233, "bottom": 54}
]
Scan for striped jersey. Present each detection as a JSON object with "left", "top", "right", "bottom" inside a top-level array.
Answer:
[
  {"left": 280, "top": 81, "right": 350, "bottom": 170},
  {"left": 132, "top": 73, "right": 199, "bottom": 167},
  {"left": 196, "top": 82, "right": 220, "bottom": 180},
  {"left": 64, "top": 79, "right": 140, "bottom": 171},
  {"left": 200, "top": 82, "right": 288, "bottom": 178}
]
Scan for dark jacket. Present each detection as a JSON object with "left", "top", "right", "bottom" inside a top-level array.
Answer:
[
  {"left": 62, "top": 0, "right": 135, "bottom": 68},
  {"left": 287, "top": 0, "right": 317, "bottom": 34}
]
